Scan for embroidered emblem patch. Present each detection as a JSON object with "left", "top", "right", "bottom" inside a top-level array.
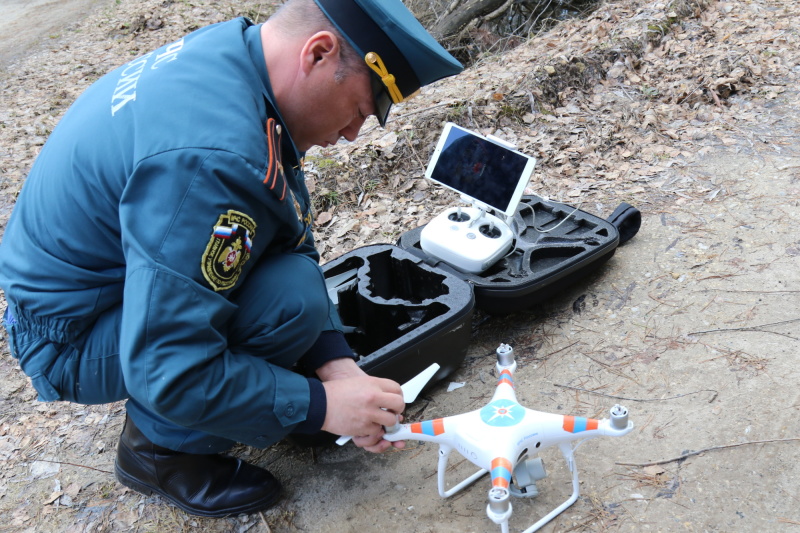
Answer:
[{"left": 201, "top": 210, "right": 257, "bottom": 292}]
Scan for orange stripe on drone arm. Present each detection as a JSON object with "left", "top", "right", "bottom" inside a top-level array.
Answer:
[{"left": 491, "top": 457, "right": 513, "bottom": 471}]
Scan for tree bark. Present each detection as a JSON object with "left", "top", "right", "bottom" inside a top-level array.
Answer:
[{"left": 433, "top": 0, "right": 508, "bottom": 39}]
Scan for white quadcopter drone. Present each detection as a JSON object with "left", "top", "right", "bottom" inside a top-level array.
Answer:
[{"left": 377, "top": 344, "right": 635, "bottom": 533}]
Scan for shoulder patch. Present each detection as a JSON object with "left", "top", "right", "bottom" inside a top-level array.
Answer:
[
  {"left": 201, "top": 210, "right": 257, "bottom": 292},
  {"left": 264, "top": 117, "right": 287, "bottom": 201}
]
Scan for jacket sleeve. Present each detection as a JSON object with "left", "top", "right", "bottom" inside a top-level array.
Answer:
[{"left": 119, "top": 148, "right": 326, "bottom": 447}]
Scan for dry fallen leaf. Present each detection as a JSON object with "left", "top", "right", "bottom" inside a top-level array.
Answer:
[
  {"left": 643, "top": 465, "right": 666, "bottom": 476},
  {"left": 315, "top": 211, "right": 333, "bottom": 226}
]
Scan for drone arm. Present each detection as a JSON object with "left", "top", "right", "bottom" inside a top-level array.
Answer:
[
  {"left": 535, "top": 407, "right": 634, "bottom": 449},
  {"left": 599, "top": 424, "right": 634, "bottom": 437},
  {"left": 383, "top": 417, "right": 453, "bottom": 445}
]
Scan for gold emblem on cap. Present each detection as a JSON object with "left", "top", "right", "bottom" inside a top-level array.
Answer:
[{"left": 365, "top": 52, "right": 419, "bottom": 104}]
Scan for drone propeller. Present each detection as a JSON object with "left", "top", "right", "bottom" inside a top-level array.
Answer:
[
  {"left": 336, "top": 362, "right": 441, "bottom": 446},
  {"left": 400, "top": 362, "right": 441, "bottom": 403}
]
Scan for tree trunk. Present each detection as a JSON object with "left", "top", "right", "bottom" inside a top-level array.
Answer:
[{"left": 433, "top": 0, "right": 508, "bottom": 39}]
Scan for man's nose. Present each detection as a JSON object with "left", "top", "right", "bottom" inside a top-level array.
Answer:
[{"left": 340, "top": 116, "right": 366, "bottom": 142}]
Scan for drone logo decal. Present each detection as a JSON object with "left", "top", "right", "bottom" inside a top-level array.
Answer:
[{"left": 481, "top": 400, "right": 524, "bottom": 427}]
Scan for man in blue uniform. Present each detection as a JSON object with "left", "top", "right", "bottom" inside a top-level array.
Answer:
[{"left": 0, "top": 0, "right": 462, "bottom": 517}]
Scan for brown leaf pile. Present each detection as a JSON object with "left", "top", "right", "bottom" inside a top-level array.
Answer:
[
  {"left": 306, "top": 0, "right": 800, "bottom": 260},
  {"left": 2, "top": 0, "right": 798, "bottom": 262}
]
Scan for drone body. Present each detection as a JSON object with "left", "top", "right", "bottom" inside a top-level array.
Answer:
[{"left": 384, "top": 344, "right": 634, "bottom": 533}]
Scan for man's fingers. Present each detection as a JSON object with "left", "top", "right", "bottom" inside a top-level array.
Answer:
[
  {"left": 352, "top": 432, "right": 383, "bottom": 448},
  {"left": 375, "top": 408, "right": 400, "bottom": 428},
  {"left": 376, "top": 388, "right": 406, "bottom": 414},
  {"left": 321, "top": 375, "right": 407, "bottom": 437},
  {"left": 360, "top": 438, "right": 394, "bottom": 454},
  {"left": 375, "top": 376, "right": 403, "bottom": 395}
]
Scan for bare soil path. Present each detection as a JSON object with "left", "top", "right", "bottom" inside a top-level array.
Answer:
[{"left": 0, "top": 0, "right": 110, "bottom": 67}]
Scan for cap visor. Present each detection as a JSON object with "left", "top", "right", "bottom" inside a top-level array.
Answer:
[{"left": 371, "top": 74, "right": 393, "bottom": 127}]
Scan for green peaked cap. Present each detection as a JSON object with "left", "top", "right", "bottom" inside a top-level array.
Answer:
[{"left": 313, "top": 0, "right": 463, "bottom": 126}]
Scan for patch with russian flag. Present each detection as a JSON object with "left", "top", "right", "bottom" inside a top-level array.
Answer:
[{"left": 201, "top": 210, "right": 257, "bottom": 292}]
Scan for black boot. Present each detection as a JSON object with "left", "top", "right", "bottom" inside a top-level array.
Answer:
[{"left": 114, "top": 415, "right": 281, "bottom": 517}]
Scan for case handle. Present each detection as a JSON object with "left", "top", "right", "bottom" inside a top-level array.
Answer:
[{"left": 607, "top": 202, "right": 641, "bottom": 245}]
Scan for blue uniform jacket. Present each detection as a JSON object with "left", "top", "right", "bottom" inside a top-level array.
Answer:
[{"left": 0, "top": 19, "right": 353, "bottom": 446}]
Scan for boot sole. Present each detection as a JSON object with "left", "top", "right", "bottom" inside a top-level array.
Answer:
[{"left": 114, "top": 460, "right": 281, "bottom": 518}]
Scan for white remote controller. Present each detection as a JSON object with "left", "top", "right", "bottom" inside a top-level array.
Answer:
[{"left": 420, "top": 206, "right": 514, "bottom": 274}]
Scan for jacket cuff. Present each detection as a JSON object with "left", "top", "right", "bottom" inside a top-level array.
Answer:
[
  {"left": 292, "top": 378, "right": 327, "bottom": 435},
  {"left": 300, "top": 330, "right": 357, "bottom": 372}
]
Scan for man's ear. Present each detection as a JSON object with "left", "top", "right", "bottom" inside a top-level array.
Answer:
[{"left": 300, "top": 31, "right": 339, "bottom": 75}]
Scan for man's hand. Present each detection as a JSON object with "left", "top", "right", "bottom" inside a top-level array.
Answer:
[
  {"left": 319, "top": 368, "right": 407, "bottom": 453},
  {"left": 315, "top": 357, "right": 367, "bottom": 382}
]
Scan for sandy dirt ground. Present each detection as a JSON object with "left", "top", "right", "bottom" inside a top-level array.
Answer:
[
  {"left": 1, "top": 1, "right": 799, "bottom": 532},
  {"left": 271, "top": 151, "right": 800, "bottom": 533},
  {"left": 0, "top": 0, "right": 109, "bottom": 66}
]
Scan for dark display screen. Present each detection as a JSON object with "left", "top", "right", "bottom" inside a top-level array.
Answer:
[{"left": 427, "top": 124, "right": 533, "bottom": 214}]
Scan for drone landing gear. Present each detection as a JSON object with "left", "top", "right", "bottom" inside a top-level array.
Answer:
[
  {"left": 437, "top": 445, "right": 488, "bottom": 498},
  {"left": 514, "top": 444, "right": 581, "bottom": 533},
  {"left": 437, "top": 441, "right": 582, "bottom": 533}
]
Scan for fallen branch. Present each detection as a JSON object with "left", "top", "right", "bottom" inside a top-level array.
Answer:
[
  {"left": 390, "top": 100, "right": 460, "bottom": 123},
  {"left": 707, "top": 289, "right": 800, "bottom": 294},
  {"left": 689, "top": 317, "right": 800, "bottom": 336},
  {"left": 616, "top": 437, "right": 800, "bottom": 467},
  {"left": 33, "top": 458, "right": 112, "bottom": 475},
  {"left": 576, "top": 351, "right": 640, "bottom": 385},
  {"left": 554, "top": 384, "right": 718, "bottom": 403},
  {"left": 404, "top": 135, "right": 428, "bottom": 176},
  {"left": 537, "top": 341, "right": 580, "bottom": 360}
]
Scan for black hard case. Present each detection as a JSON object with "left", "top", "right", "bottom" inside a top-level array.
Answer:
[
  {"left": 323, "top": 195, "right": 630, "bottom": 383},
  {"left": 322, "top": 243, "right": 474, "bottom": 386}
]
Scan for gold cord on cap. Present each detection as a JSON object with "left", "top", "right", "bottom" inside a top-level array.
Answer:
[{"left": 365, "top": 51, "right": 415, "bottom": 104}]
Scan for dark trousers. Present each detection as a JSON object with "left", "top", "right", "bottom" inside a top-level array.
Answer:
[{"left": 3, "top": 253, "right": 329, "bottom": 452}]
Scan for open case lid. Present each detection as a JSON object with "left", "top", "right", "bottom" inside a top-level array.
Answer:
[{"left": 398, "top": 195, "right": 640, "bottom": 314}]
